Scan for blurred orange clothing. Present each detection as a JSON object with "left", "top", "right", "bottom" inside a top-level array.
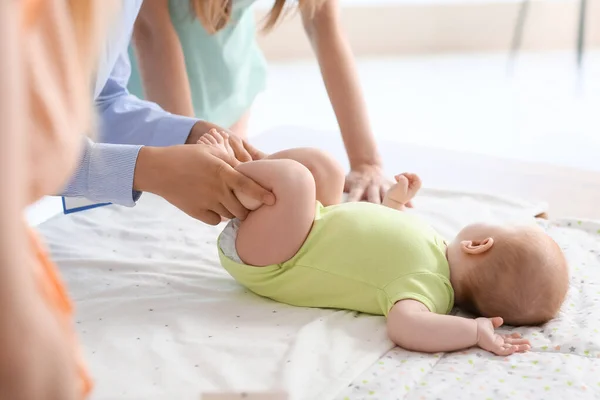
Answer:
[{"left": 29, "top": 228, "right": 92, "bottom": 398}]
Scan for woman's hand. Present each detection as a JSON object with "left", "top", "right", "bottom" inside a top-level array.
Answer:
[
  {"left": 345, "top": 163, "right": 394, "bottom": 204},
  {"left": 133, "top": 144, "right": 275, "bottom": 225},
  {"left": 475, "top": 317, "right": 531, "bottom": 356}
]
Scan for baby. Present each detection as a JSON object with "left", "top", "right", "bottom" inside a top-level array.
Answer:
[{"left": 201, "top": 130, "right": 569, "bottom": 356}]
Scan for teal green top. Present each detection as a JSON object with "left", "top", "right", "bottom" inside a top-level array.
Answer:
[
  {"left": 219, "top": 202, "right": 455, "bottom": 317},
  {"left": 128, "top": 0, "right": 267, "bottom": 128}
]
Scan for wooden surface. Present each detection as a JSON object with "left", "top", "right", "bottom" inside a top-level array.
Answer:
[{"left": 253, "top": 127, "right": 600, "bottom": 220}]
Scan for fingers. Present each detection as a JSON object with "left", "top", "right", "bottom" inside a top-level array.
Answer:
[
  {"left": 504, "top": 333, "right": 531, "bottom": 353},
  {"left": 347, "top": 186, "right": 364, "bottom": 202},
  {"left": 367, "top": 184, "right": 381, "bottom": 204},
  {"left": 511, "top": 343, "right": 531, "bottom": 353},
  {"left": 221, "top": 191, "right": 250, "bottom": 221},
  {"left": 347, "top": 179, "right": 367, "bottom": 202},
  {"left": 405, "top": 200, "right": 414, "bottom": 208},
  {"left": 343, "top": 176, "right": 351, "bottom": 193},
  {"left": 494, "top": 344, "right": 520, "bottom": 356},
  {"left": 221, "top": 165, "right": 275, "bottom": 206},
  {"left": 505, "top": 338, "right": 531, "bottom": 347},
  {"left": 213, "top": 203, "right": 236, "bottom": 221},
  {"left": 490, "top": 333, "right": 530, "bottom": 356},
  {"left": 229, "top": 136, "right": 253, "bottom": 163},
  {"left": 380, "top": 185, "right": 388, "bottom": 203},
  {"left": 497, "top": 342, "right": 530, "bottom": 355}
]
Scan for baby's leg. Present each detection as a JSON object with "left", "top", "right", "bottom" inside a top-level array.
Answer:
[
  {"left": 266, "top": 148, "right": 345, "bottom": 206},
  {"left": 234, "top": 159, "right": 317, "bottom": 267}
]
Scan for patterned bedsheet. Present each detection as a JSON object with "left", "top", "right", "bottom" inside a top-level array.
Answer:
[{"left": 338, "top": 219, "right": 600, "bottom": 400}]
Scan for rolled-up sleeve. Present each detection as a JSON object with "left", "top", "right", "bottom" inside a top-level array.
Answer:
[{"left": 60, "top": 48, "right": 200, "bottom": 206}]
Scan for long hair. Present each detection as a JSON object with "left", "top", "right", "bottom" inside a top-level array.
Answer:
[{"left": 190, "top": 0, "right": 325, "bottom": 34}]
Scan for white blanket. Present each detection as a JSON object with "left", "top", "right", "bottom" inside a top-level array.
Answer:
[{"left": 38, "top": 187, "right": 548, "bottom": 400}]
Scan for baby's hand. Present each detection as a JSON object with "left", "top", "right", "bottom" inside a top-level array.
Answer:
[
  {"left": 475, "top": 317, "right": 531, "bottom": 356},
  {"left": 385, "top": 173, "right": 422, "bottom": 206}
]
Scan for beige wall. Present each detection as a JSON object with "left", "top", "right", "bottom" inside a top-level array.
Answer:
[{"left": 255, "top": 0, "right": 600, "bottom": 60}]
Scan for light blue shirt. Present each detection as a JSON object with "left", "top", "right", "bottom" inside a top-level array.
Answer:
[{"left": 61, "top": 0, "right": 198, "bottom": 206}]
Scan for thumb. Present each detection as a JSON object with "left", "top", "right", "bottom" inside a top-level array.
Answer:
[
  {"left": 224, "top": 167, "right": 275, "bottom": 206},
  {"left": 490, "top": 317, "right": 504, "bottom": 328}
]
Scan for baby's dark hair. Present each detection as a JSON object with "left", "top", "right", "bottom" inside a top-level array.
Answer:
[{"left": 461, "top": 230, "right": 568, "bottom": 326}]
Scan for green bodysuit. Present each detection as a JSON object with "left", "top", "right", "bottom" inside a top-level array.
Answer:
[{"left": 218, "top": 202, "right": 454, "bottom": 316}]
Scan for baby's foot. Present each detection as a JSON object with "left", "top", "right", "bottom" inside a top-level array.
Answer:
[
  {"left": 386, "top": 173, "right": 422, "bottom": 205},
  {"left": 197, "top": 129, "right": 237, "bottom": 164}
]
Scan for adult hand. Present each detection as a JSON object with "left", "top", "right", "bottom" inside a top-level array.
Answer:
[
  {"left": 475, "top": 317, "right": 531, "bottom": 356},
  {"left": 345, "top": 163, "right": 396, "bottom": 205},
  {"left": 187, "top": 121, "right": 267, "bottom": 162},
  {"left": 133, "top": 144, "right": 275, "bottom": 225}
]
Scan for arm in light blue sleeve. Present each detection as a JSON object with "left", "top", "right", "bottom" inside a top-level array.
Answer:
[
  {"left": 61, "top": 49, "right": 200, "bottom": 206},
  {"left": 61, "top": 138, "right": 142, "bottom": 207},
  {"left": 96, "top": 50, "right": 198, "bottom": 147}
]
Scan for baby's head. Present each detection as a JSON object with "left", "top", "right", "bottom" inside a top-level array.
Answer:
[{"left": 447, "top": 223, "right": 568, "bottom": 326}]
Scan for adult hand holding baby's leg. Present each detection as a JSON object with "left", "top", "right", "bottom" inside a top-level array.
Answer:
[
  {"left": 234, "top": 159, "right": 318, "bottom": 266},
  {"left": 233, "top": 147, "right": 346, "bottom": 266},
  {"left": 475, "top": 317, "right": 531, "bottom": 356}
]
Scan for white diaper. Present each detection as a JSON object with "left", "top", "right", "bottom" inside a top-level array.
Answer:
[{"left": 219, "top": 219, "right": 243, "bottom": 263}]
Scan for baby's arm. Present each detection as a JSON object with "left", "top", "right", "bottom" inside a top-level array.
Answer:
[{"left": 387, "top": 300, "right": 530, "bottom": 355}]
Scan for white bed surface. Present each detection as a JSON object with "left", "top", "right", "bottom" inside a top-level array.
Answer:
[
  {"left": 39, "top": 192, "right": 393, "bottom": 400},
  {"left": 38, "top": 188, "right": 549, "bottom": 400},
  {"left": 36, "top": 130, "right": 599, "bottom": 399}
]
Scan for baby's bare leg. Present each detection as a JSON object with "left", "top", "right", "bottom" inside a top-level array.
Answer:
[
  {"left": 234, "top": 159, "right": 317, "bottom": 267},
  {"left": 266, "top": 148, "right": 345, "bottom": 206}
]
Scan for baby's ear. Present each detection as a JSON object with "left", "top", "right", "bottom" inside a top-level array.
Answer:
[{"left": 461, "top": 237, "right": 494, "bottom": 255}]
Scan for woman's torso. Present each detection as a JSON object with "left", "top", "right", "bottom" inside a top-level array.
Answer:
[{"left": 128, "top": 0, "right": 267, "bottom": 127}]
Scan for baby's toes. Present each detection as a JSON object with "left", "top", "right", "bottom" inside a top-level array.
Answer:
[
  {"left": 404, "top": 173, "right": 422, "bottom": 190},
  {"left": 214, "top": 131, "right": 225, "bottom": 144},
  {"left": 218, "top": 130, "right": 230, "bottom": 140},
  {"left": 394, "top": 174, "right": 409, "bottom": 187},
  {"left": 206, "top": 133, "right": 218, "bottom": 145}
]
